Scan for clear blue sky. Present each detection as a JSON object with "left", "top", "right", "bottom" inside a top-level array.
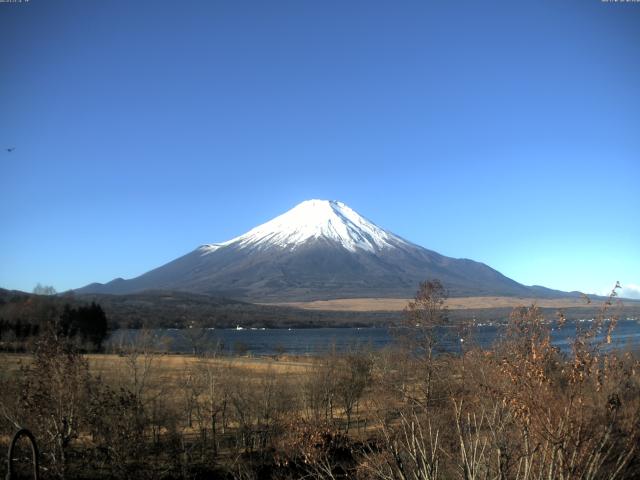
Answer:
[{"left": 1, "top": 0, "right": 639, "bottom": 298}]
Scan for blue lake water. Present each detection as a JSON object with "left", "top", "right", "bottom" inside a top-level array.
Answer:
[{"left": 107, "top": 319, "right": 640, "bottom": 356}]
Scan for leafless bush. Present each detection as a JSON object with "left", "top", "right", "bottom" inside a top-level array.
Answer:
[
  {"left": 303, "top": 352, "right": 339, "bottom": 423},
  {"left": 336, "top": 349, "right": 373, "bottom": 433},
  {"left": 86, "top": 385, "right": 146, "bottom": 479},
  {"left": 273, "top": 420, "right": 360, "bottom": 479},
  {"left": 359, "top": 407, "right": 441, "bottom": 480},
  {"left": 17, "top": 329, "right": 94, "bottom": 478}
]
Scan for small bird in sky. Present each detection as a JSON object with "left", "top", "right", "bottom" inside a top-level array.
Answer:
[{"left": 6, "top": 147, "right": 15, "bottom": 152}]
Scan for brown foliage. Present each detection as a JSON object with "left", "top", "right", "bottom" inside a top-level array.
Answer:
[{"left": 1, "top": 282, "right": 639, "bottom": 479}]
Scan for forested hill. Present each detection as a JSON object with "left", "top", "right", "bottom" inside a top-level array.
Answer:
[
  {"left": 0, "top": 288, "right": 397, "bottom": 330},
  {"left": 2, "top": 288, "right": 639, "bottom": 333}
]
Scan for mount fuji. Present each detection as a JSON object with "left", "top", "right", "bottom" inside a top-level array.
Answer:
[{"left": 77, "top": 200, "right": 567, "bottom": 301}]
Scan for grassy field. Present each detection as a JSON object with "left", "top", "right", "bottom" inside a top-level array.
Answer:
[
  {"left": 268, "top": 295, "right": 626, "bottom": 311},
  {"left": 0, "top": 352, "right": 315, "bottom": 380}
]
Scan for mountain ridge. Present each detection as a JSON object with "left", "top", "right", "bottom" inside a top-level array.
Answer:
[{"left": 76, "top": 200, "right": 579, "bottom": 301}]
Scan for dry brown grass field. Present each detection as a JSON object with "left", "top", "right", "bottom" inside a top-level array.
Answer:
[
  {"left": 0, "top": 352, "right": 315, "bottom": 379},
  {"left": 268, "top": 295, "right": 609, "bottom": 311}
]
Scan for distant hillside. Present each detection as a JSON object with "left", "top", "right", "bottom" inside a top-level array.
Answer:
[
  {"left": 0, "top": 287, "right": 394, "bottom": 329},
  {"left": 73, "top": 290, "right": 397, "bottom": 329},
  {"left": 3, "top": 288, "right": 638, "bottom": 331}
]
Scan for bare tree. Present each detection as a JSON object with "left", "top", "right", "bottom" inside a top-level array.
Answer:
[
  {"left": 33, "top": 283, "right": 57, "bottom": 296},
  {"left": 181, "top": 320, "right": 208, "bottom": 355},
  {"left": 361, "top": 408, "right": 442, "bottom": 480},
  {"left": 335, "top": 349, "right": 372, "bottom": 433},
  {"left": 304, "top": 351, "right": 339, "bottom": 423},
  {"left": 400, "top": 279, "right": 448, "bottom": 403},
  {"left": 192, "top": 345, "right": 228, "bottom": 455},
  {"left": 115, "top": 329, "right": 160, "bottom": 398}
]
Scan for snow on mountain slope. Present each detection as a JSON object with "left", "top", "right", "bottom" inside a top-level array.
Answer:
[{"left": 200, "top": 199, "right": 410, "bottom": 254}]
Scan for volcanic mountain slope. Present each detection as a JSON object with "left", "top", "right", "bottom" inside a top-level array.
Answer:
[{"left": 77, "top": 200, "right": 571, "bottom": 301}]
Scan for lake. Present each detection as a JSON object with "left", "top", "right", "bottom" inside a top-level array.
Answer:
[{"left": 106, "top": 318, "right": 640, "bottom": 356}]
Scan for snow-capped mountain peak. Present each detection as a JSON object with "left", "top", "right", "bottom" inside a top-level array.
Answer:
[
  {"left": 202, "top": 199, "right": 409, "bottom": 253},
  {"left": 77, "top": 199, "right": 555, "bottom": 301}
]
